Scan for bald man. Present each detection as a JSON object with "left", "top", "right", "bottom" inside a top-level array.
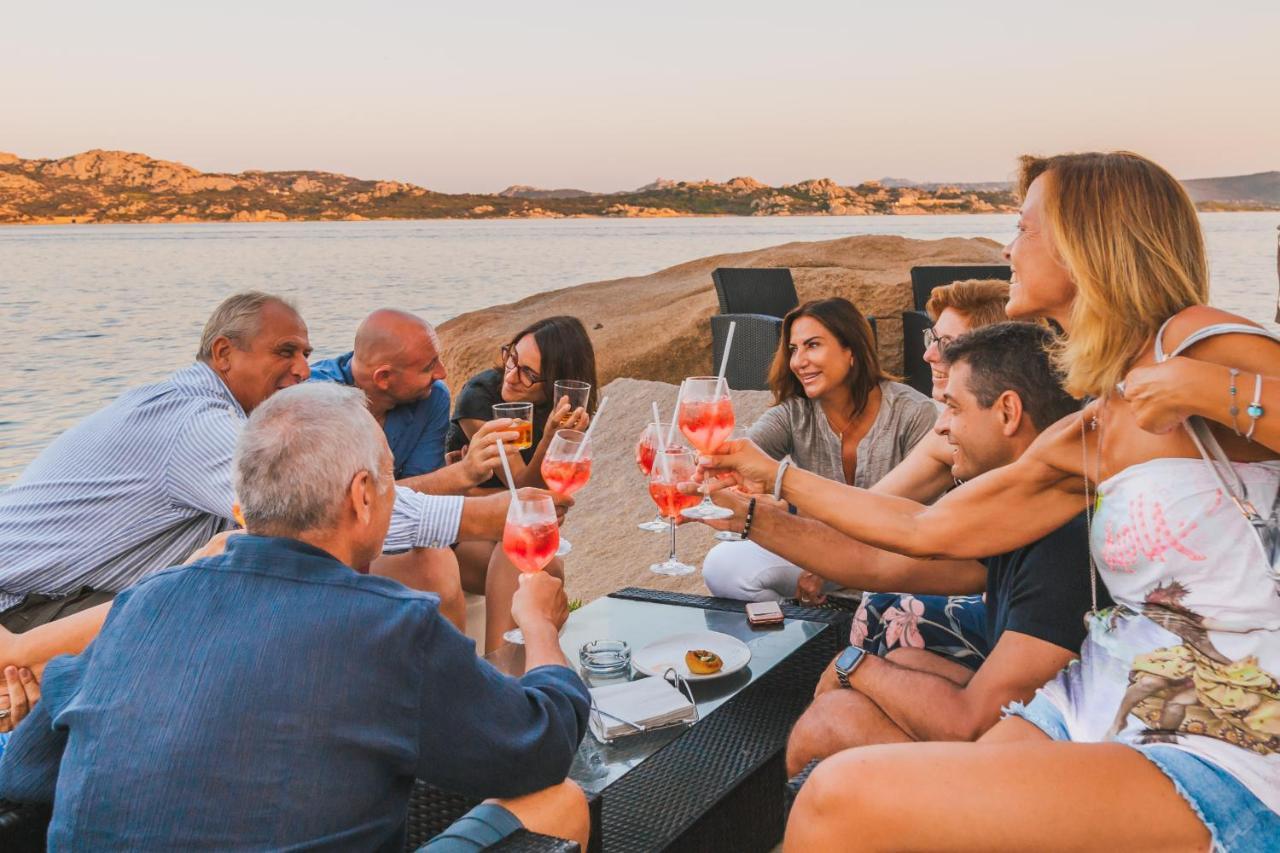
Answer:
[{"left": 311, "top": 309, "right": 452, "bottom": 480}]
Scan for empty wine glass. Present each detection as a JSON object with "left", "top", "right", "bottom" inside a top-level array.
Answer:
[
  {"left": 647, "top": 447, "right": 700, "bottom": 576},
  {"left": 541, "top": 429, "right": 591, "bottom": 557},
  {"left": 635, "top": 421, "right": 684, "bottom": 532},
  {"left": 677, "top": 376, "right": 735, "bottom": 520},
  {"left": 501, "top": 493, "right": 560, "bottom": 644}
]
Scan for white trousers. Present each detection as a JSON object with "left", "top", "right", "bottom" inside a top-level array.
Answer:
[{"left": 701, "top": 539, "right": 805, "bottom": 602}]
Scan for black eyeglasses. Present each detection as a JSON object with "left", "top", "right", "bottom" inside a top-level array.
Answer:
[
  {"left": 923, "top": 327, "right": 956, "bottom": 351},
  {"left": 500, "top": 344, "right": 544, "bottom": 387}
]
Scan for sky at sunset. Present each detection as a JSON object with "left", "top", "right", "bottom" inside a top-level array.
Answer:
[{"left": 3, "top": 1, "right": 1277, "bottom": 193}]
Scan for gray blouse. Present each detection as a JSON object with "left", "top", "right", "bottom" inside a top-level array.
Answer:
[{"left": 747, "top": 381, "right": 938, "bottom": 488}]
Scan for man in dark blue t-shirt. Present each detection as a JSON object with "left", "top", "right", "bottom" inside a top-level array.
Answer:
[{"left": 698, "top": 323, "right": 1110, "bottom": 773}]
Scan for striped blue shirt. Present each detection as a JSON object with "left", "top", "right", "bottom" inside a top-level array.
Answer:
[{"left": 0, "top": 363, "right": 463, "bottom": 611}]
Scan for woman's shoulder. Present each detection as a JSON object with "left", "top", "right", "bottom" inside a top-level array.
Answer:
[
  {"left": 1160, "top": 305, "right": 1278, "bottom": 354},
  {"left": 454, "top": 367, "right": 503, "bottom": 411},
  {"left": 880, "top": 380, "right": 935, "bottom": 411}
]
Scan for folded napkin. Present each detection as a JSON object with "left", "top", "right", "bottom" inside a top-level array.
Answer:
[{"left": 588, "top": 676, "right": 696, "bottom": 741}]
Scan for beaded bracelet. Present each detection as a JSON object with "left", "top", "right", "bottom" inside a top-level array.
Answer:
[
  {"left": 1246, "top": 373, "right": 1265, "bottom": 441},
  {"left": 742, "top": 497, "right": 757, "bottom": 540},
  {"left": 1228, "top": 368, "right": 1242, "bottom": 436}
]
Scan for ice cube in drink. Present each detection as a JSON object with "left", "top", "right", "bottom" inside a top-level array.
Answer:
[
  {"left": 635, "top": 439, "right": 657, "bottom": 476},
  {"left": 541, "top": 457, "right": 592, "bottom": 496},
  {"left": 502, "top": 520, "right": 560, "bottom": 574},
  {"left": 648, "top": 481, "right": 701, "bottom": 519},
  {"left": 512, "top": 418, "right": 534, "bottom": 450},
  {"left": 678, "top": 398, "right": 735, "bottom": 453}
]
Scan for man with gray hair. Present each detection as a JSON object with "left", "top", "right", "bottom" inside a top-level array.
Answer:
[
  {"left": 0, "top": 292, "right": 526, "bottom": 634},
  {"left": 0, "top": 382, "right": 591, "bottom": 850}
]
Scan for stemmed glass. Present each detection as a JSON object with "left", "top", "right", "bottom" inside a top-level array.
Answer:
[
  {"left": 647, "top": 447, "right": 701, "bottom": 576},
  {"left": 501, "top": 493, "right": 560, "bottom": 644},
  {"left": 677, "top": 377, "right": 735, "bottom": 520},
  {"left": 635, "top": 421, "right": 683, "bottom": 532},
  {"left": 713, "top": 428, "right": 750, "bottom": 541},
  {"left": 540, "top": 430, "right": 591, "bottom": 557}
]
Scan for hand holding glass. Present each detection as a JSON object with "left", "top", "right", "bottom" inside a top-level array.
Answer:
[
  {"left": 501, "top": 493, "right": 560, "bottom": 644},
  {"left": 677, "top": 377, "right": 735, "bottom": 520}
]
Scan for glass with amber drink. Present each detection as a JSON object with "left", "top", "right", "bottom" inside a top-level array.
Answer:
[
  {"left": 493, "top": 402, "right": 534, "bottom": 450},
  {"left": 540, "top": 430, "right": 591, "bottom": 556},
  {"left": 647, "top": 447, "right": 700, "bottom": 576},
  {"left": 501, "top": 493, "right": 560, "bottom": 644},
  {"left": 676, "top": 376, "right": 735, "bottom": 520}
]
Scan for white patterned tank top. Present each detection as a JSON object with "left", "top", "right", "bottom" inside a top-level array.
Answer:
[{"left": 1035, "top": 320, "right": 1280, "bottom": 815}]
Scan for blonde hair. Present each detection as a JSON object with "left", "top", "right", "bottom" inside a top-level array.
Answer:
[
  {"left": 1018, "top": 152, "right": 1207, "bottom": 397},
  {"left": 925, "top": 279, "right": 1011, "bottom": 328}
]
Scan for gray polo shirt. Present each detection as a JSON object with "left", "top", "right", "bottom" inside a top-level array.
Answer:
[{"left": 747, "top": 381, "right": 937, "bottom": 487}]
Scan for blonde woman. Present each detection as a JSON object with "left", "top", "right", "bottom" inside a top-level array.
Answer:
[{"left": 708, "top": 151, "right": 1280, "bottom": 851}]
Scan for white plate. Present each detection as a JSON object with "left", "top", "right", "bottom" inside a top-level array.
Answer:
[{"left": 632, "top": 631, "right": 752, "bottom": 681}]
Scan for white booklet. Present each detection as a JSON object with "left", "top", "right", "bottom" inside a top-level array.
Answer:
[{"left": 588, "top": 675, "right": 697, "bottom": 742}]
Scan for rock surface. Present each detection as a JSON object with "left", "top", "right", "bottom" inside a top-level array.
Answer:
[{"left": 435, "top": 233, "right": 1005, "bottom": 387}]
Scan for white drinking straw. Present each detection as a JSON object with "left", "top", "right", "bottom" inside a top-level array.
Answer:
[
  {"left": 573, "top": 395, "right": 608, "bottom": 462},
  {"left": 496, "top": 438, "right": 519, "bottom": 502},
  {"left": 716, "top": 320, "right": 737, "bottom": 394},
  {"left": 650, "top": 402, "right": 666, "bottom": 452},
  {"left": 664, "top": 383, "right": 684, "bottom": 449}
]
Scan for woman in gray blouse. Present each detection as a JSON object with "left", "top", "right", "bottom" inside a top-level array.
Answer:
[{"left": 702, "top": 297, "right": 937, "bottom": 601}]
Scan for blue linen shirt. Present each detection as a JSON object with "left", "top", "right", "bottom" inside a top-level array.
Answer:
[
  {"left": 0, "top": 363, "right": 464, "bottom": 611},
  {"left": 0, "top": 534, "right": 590, "bottom": 850},
  {"left": 310, "top": 352, "right": 451, "bottom": 479}
]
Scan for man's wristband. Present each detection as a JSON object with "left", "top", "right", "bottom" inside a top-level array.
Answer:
[
  {"left": 772, "top": 456, "right": 792, "bottom": 502},
  {"left": 742, "top": 497, "right": 757, "bottom": 540}
]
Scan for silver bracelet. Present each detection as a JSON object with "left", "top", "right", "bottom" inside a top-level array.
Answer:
[
  {"left": 1228, "top": 368, "right": 1242, "bottom": 436},
  {"left": 1245, "top": 373, "right": 1265, "bottom": 441},
  {"left": 772, "top": 456, "right": 792, "bottom": 502}
]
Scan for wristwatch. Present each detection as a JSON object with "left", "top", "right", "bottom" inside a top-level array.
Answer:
[{"left": 834, "top": 645, "right": 867, "bottom": 689}]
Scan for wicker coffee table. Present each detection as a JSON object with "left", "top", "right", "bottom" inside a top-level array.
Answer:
[{"left": 408, "top": 588, "right": 851, "bottom": 852}]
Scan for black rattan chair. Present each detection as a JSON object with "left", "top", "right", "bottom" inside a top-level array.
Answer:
[
  {"left": 710, "top": 268, "right": 800, "bottom": 391},
  {"left": 901, "top": 310, "right": 934, "bottom": 396},
  {"left": 711, "top": 268, "right": 799, "bottom": 317},
  {"left": 909, "top": 265, "right": 1011, "bottom": 312}
]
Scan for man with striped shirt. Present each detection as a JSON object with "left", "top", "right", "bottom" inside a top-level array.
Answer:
[{"left": 0, "top": 293, "right": 526, "bottom": 632}]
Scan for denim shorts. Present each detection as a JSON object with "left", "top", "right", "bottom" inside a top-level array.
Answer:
[
  {"left": 418, "top": 802, "right": 522, "bottom": 852},
  {"left": 1006, "top": 694, "right": 1280, "bottom": 853}
]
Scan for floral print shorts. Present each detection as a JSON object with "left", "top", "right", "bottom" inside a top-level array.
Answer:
[{"left": 851, "top": 593, "right": 990, "bottom": 671}]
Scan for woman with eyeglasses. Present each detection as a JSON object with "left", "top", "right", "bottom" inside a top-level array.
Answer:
[{"left": 446, "top": 315, "right": 598, "bottom": 650}]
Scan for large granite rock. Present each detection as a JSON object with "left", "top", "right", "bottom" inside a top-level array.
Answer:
[{"left": 436, "top": 233, "right": 1003, "bottom": 387}]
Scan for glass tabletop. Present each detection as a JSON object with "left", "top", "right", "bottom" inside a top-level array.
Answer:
[{"left": 485, "top": 596, "right": 825, "bottom": 796}]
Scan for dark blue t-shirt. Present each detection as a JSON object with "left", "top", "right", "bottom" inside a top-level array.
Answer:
[
  {"left": 981, "top": 513, "right": 1108, "bottom": 652},
  {"left": 310, "top": 352, "right": 450, "bottom": 479}
]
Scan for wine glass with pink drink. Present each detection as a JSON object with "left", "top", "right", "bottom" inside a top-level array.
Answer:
[
  {"left": 635, "top": 421, "right": 685, "bottom": 532},
  {"left": 540, "top": 430, "right": 591, "bottom": 557},
  {"left": 647, "top": 447, "right": 701, "bottom": 575},
  {"left": 501, "top": 493, "right": 560, "bottom": 645},
  {"left": 676, "top": 376, "right": 735, "bottom": 520}
]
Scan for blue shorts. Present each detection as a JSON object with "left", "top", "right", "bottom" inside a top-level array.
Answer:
[
  {"left": 418, "top": 802, "right": 523, "bottom": 852},
  {"left": 1006, "top": 694, "right": 1280, "bottom": 853}
]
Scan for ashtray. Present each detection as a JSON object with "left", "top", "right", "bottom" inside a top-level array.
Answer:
[{"left": 579, "top": 639, "right": 631, "bottom": 676}]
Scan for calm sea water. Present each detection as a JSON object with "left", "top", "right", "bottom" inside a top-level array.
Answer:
[{"left": 2, "top": 213, "right": 1277, "bottom": 484}]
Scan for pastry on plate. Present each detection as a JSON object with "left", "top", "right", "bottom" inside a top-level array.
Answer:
[{"left": 685, "top": 649, "right": 723, "bottom": 675}]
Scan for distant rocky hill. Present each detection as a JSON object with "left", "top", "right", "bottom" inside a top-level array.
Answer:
[
  {"left": 0, "top": 149, "right": 1273, "bottom": 225},
  {"left": 1181, "top": 171, "right": 1280, "bottom": 210}
]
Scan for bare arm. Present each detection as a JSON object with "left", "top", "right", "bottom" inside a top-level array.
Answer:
[
  {"left": 702, "top": 412, "right": 1087, "bottom": 560},
  {"left": 0, "top": 603, "right": 111, "bottom": 678},
  {"left": 870, "top": 428, "right": 957, "bottom": 503},
  {"left": 693, "top": 485, "right": 985, "bottom": 594},
  {"left": 849, "top": 631, "right": 1078, "bottom": 741},
  {"left": 399, "top": 419, "right": 521, "bottom": 496}
]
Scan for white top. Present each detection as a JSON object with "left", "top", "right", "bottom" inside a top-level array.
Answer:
[{"left": 1036, "top": 320, "right": 1280, "bottom": 814}]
